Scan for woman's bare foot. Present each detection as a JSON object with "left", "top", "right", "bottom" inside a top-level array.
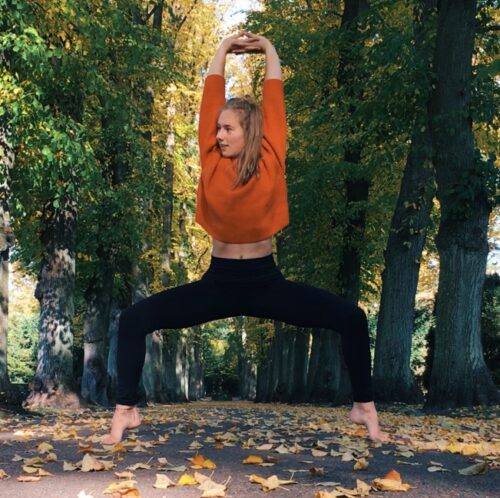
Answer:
[
  {"left": 101, "top": 404, "right": 141, "bottom": 445},
  {"left": 350, "top": 401, "right": 389, "bottom": 442}
]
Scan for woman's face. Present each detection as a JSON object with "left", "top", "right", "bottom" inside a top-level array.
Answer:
[{"left": 216, "top": 109, "right": 245, "bottom": 158}]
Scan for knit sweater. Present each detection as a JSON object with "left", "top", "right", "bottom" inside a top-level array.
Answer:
[{"left": 195, "top": 74, "right": 289, "bottom": 243}]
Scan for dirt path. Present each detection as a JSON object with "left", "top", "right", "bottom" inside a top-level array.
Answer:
[{"left": 0, "top": 401, "right": 498, "bottom": 497}]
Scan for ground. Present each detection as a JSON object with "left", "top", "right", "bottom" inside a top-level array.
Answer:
[{"left": 0, "top": 401, "right": 498, "bottom": 497}]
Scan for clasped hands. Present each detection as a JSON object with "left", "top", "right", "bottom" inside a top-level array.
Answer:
[{"left": 222, "top": 31, "right": 270, "bottom": 55}]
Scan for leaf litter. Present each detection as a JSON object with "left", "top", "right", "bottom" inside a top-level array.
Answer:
[{"left": 0, "top": 400, "right": 498, "bottom": 497}]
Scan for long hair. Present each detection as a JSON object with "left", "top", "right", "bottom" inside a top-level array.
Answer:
[{"left": 221, "top": 96, "right": 263, "bottom": 188}]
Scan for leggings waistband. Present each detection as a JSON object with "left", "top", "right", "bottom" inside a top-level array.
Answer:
[{"left": 203, "top": 253, "right": 283, "bottom": 283}]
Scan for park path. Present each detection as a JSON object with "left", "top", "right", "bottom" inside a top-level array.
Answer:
[{"left": 0, "top": 401, "right": 498, "bottom": 497}]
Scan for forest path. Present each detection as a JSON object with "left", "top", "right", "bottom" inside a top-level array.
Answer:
[{"left": 0, "top": 401, "right": 498, "bottom": 497}]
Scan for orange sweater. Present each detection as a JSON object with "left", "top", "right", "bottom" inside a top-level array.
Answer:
[{"left": 195, "top": 74, "right": 289, "bottom": 243}]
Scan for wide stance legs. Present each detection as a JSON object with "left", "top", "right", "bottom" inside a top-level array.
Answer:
[{"left": 103, "top": 255, "right": 388, "bottom": 443}]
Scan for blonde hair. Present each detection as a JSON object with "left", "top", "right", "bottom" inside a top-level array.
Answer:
[{"left": 221, "top": 96, "right": 263, "bottom": 188}]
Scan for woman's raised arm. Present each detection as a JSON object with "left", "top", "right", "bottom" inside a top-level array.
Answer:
[
  {"left": 240, "top": 32, "right": 282, "bottom": 80},
  {"left": 207, "top": 32, "right": 254, "bottom": 76}
]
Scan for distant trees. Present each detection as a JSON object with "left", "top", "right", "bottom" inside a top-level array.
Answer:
[{"left": 1, "top": 0, "right": 498, "bottom": 409}]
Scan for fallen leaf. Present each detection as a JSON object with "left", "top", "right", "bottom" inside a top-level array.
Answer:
[
  {"left": 243, "top": 455, "right": 264, "bottom": 464},
  {"left": 115, "top": 471, "right": 135, "bottom": 479},
  {"left": 153, "top": 474, "right": 176, "bottom": 489},
  {"left": 63, "top": 461, "right": 79, "bottom": 471},
  {"left": 103, "top": 479, "right": 139, "bottom": 495},
  {"left": 458, "top": 461, "right": 488, "bottom": 476},
  {"left": 312, "top": 449, "right": 328, "bottom": 457},
  {"left": 354, "top": 458, "right": 369, "bottom": 470},
  {"left": 177, "top": 473, "right": 198, "bottom": 486},
  {"left": 127, "top": 462, "right": 151, "bottom": 471},
  {"left": 37, "top": 442, "right": 54, "bottom": 454},
  {"left": 427, "top": 466, "right": 449, "bottom": 472},
  {"left": 81, "top": 454, "right": 105, "bottom": 472},
  {"left": 0, "top": 469, "right": 10, "bottom": 479},
  {"left": 17, "top": 475, "right": 42, "bottom": 482},
  {"left": 309, "top": 467, "right": 326, "bottom": 476}
]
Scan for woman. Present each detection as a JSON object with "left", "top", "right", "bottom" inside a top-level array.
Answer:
[{"left": 103, "top": 32, "right": 387, "bottom": 444}]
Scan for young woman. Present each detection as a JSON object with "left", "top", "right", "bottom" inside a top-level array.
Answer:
[{"left": 103, "top": 32, "right": 387, "bottom": 444}]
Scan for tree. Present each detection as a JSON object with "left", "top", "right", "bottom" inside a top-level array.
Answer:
[
  {"left": 426, "top": 0, "right": 499, "bottom": 407},
  {"left": 373, "top": 0, "right": 437, "bottom": 403}
]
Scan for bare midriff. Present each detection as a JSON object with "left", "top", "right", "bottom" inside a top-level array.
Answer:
[{"left": 211, "top": 237, "right": 273, "bottom": 259}]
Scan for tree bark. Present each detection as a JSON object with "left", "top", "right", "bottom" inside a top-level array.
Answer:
[
  {"left": 373, "top": 0, "right": 437, "bottom": 403},
  {"left": 0, "top": 111, "right": 17, "bottom": 402},
  {"left": 289, "top": 327, "right": 309, "bottom": 402},
  {"left": 426, "top": 0, "right": 499, "bottom": 407},
  {"left": 335, "top": 0, "right": 370, "bottom": 304},
  {"left": 26, "top": 199, "right": 81, "bottom": 408},
  {"left": 80, "top": 256, "right": 114, "bottom": 405}
]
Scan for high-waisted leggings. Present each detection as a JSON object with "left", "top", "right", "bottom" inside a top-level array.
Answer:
[{"left": 116, "top": 253, "right": 373, "bottom": 405}]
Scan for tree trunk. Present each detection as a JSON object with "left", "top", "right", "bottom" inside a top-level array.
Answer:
[
  {"left": 335, "top": 0, "right": 370, "bottom": 303},
  {"left": 80, "top": 256, "right": 114, "bottom": 405},
  {"left": 373, "top": 0, "right": 437, "bottom": 403},
  {"left": 236, "top": 316, "right": 256, "bottom": 400},
  {"left": 106, "top": 302, "right": 122, "bottom": 402},
  {"left": 426, "top": 0, "right": 499, "bottom": 407},
  {"left": 188, "top": 325, "right": 204, "bottom": 400},
  {"left": 26, "top": 199, "right": 81, "bottom": 408},
  {"left": 0, "top": 116, "right": 17, "bottom": 402},
  {"left": 289, "top": 327, "right": 309, "bottom": 402},
  {"left": 307, "top": 330, "right": 351, "bottom": 404}
]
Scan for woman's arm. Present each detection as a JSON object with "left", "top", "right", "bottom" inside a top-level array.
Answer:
[
  {"left": 242, "top": 32, "right": 282, "bottom": 80},
  {"left": 207, "top": 32, "right": 253, "bottom": 76}
]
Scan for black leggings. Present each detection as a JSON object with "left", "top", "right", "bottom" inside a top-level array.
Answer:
[{"left": 116, "top": 254, "right": 373, "bottom": 404}]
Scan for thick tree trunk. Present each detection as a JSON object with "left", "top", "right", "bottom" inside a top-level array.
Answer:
[
  {"left": 335, "top": 0, "right": 370, "bottom": 303},
  {"left": 289, "top": 327, "right": 309, "bottom": 402},
  {"left": 0, "top": 118, "right": 16, "bottom": 402},
  {"left": 26, "top": 200, "right": 81, "bottom": 408},
  {"left": 307, "top": 330, "right": 351, "bottom": 404},
  {"left": 426, "top": 0, "right": 499, "bottom": 407},
  {"left": 373, "top": 0, "right": 437, "bottom": 403},
  {"left": 80, "top": 253, "right": 114, "bottom": 405},
  {"left": 163, "top": 330, "right": 189, "bottom": 402}
]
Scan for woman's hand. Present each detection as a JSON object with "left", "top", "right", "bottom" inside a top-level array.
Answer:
[
  {"left": 220, "top": 32, "right": 256, "bottom": 54},
  {"left": 237, "top": 32, "right": 272, "bottom": 54}
]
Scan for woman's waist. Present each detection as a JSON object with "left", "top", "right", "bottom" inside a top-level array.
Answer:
[{"left": 211, "top": 237, "right": 273, "bottom": 259}]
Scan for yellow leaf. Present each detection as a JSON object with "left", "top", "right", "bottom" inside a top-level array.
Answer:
[
  {"left": 153, "top": 474, "right": 176, "bottom": 489},
  {"left": 17, "top": 475, "right": 41, "bottom": 482},
  {"left": 115, "top": 471, "right": 135, "bottom": 479},
  {"left": 243, "top": 455, "right": 264, "bottom": 464},
  {"left": 203, "top": 458, "right": 217, "bottom": 469},
  {"left": 22, "top": 465, "right": 40, "bottom": 474},
  {"left": 312, "top": 449, "right": 328, "bottom": 457},
  {"left": 458, "top": 461, "right": 488, "bottom": 476},
  {"left": 248, "top": 474, "right": 267, "bottom": 485},
  {"left": 37, "top": 468, "right": 54, "bottom": 477},
  {"left": 177, "top": 473, "right": 198, "bottom": 486},
  {"left": 103, "top": 480, "right": 137, "bottom": 494},
  {"left": 354, "top": 458, "right": 369, "bottom": 470},
  {"left": 37, "top": 442, "right": 54, "bottom": 454},
  {"left": 0, "top": 469, "right": 10, "bottom": 479},
  {"left": 372, "top": 478, "right": 411, "bottom": 492},
  {"left": 81, "top": 454, "right": 104, "bottom": 472},
  {"left": 275, "top": 444, "right": 290, "bottom": 454}
]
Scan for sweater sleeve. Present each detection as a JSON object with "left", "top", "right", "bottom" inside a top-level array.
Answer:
[
  {"left": 198, "top": 74, "right": 226, "bottom": 162},
  {"left": 262, "top": 78, "right": 286, "bottom": 169}
]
